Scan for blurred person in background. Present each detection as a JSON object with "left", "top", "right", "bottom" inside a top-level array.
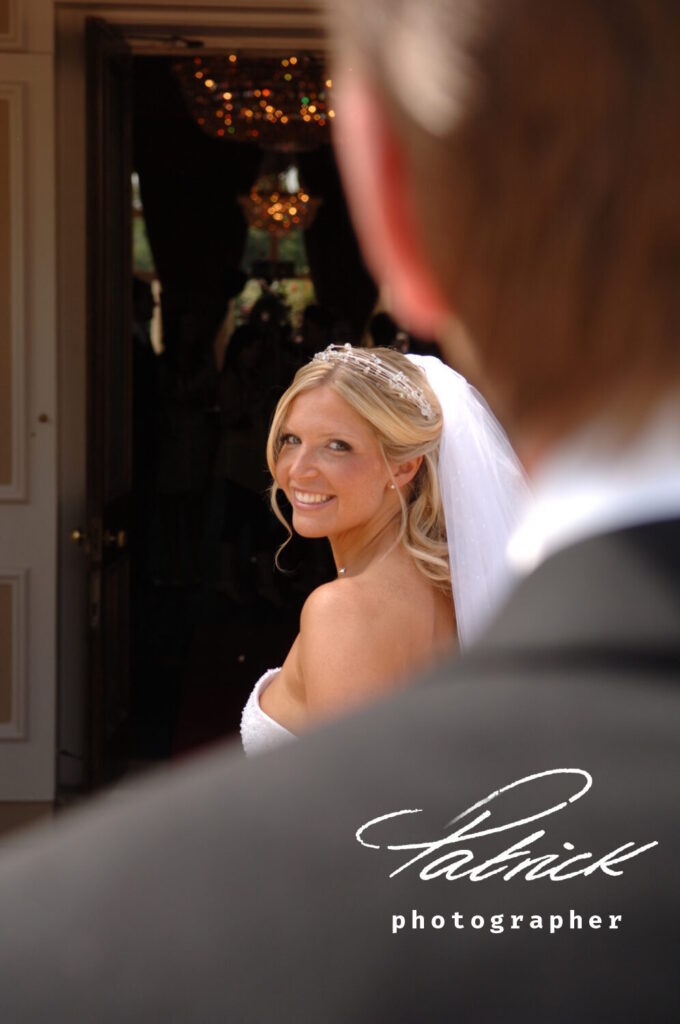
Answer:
[{"left": 294, "top": 302, "right": 333, "bottom": 359}]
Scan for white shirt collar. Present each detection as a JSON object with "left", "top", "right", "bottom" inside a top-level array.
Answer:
[{"left": 507, "top": 394, "right": 680, "bottom": 576}]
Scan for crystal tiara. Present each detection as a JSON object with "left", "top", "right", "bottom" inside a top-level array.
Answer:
[{"left": 312, "top": 343, "right": 436, "bottom": 420}]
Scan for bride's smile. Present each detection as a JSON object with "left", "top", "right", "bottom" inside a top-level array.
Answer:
[{"left": 291, "top": 490, "right": 334, "bottom": 506}]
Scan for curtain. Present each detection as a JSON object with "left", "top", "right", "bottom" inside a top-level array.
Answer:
[
  {"left": 298, "top": 144, "right": 377, "bottom": 339},
  {"left": 133, "top": 57, "right": 262, "bottom": 364}
]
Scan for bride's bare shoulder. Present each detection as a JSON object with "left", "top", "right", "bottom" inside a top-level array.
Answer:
[
  {"left": 297, "top": 579, "right": 394, "bottom": 720},
  {"left": 300, "top": 577, "right": 378, "bottom": 630}
]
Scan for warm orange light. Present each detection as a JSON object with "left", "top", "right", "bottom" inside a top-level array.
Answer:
[
  {"left": 239, "top": 185, "right": 321, "bottom": 235},
  {"left": 178, "top": 52, "right": 332, "bottom": 146}
]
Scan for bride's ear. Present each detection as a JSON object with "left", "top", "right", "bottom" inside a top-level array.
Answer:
[
  {"left": 390, "top": 455, "right": 423, "bottom": 491},
  {"left": 333, "top": 70, "right": 451, "bottom": 339}
]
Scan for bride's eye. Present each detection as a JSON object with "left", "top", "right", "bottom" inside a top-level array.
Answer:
[
  {"left": 329, "top": 439, "right": 351, "bottom": 452},
  {"left": 279, "top": 433, "right": 300, "bottom": 448}
]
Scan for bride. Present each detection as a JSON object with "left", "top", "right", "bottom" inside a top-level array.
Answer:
[{"left": 241, "top": 343, "right": 529, "bottom": 755}]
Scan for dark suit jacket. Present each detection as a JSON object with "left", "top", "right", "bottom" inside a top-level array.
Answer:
[{"left": 0, "top": 519, "right": 678, "bottom": 1021}]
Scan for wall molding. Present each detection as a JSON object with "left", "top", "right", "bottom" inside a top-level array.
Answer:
[
  {"left": 0, "top": 1, "right": 23, "bottom": 51},
  {"left": 58, "top": 2, "right": 326, "bottom": 54},
  {"left": 0, "top": 569, "right": 28, "bottom": 740},
  {"left": 0, "top": 83, "right": 27, "bottom": 501}
]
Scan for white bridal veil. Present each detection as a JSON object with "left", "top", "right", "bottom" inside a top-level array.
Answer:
[{"left": 407, "top": 355, "right": 531, "bottom": 648}]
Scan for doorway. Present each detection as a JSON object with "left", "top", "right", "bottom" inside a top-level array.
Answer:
[{"left": 71, "top": 16, "right": 378, "bottom": 785}]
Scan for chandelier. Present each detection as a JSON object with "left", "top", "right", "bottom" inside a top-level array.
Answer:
[
  {"left": 238, "top": 164, "right": 321, "bottom": 237},
  {"left": 173, "top": 53, "right": 334, "bottom": 149}
]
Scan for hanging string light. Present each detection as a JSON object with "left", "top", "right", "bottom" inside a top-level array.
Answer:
[{"left": 173, "top": 53, "right": 334, "bottom": 149}]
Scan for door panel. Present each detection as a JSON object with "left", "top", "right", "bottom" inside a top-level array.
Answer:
[
  {"left": 86, "top": 18, "right": 133, "bottom": 785},
  {"left": 0, "top": 52, "right": 57, "bottom": 798}
]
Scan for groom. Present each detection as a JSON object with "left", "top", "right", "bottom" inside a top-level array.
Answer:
[{"left": 0, "top": 0, "right": 679, "bottom": 1019}]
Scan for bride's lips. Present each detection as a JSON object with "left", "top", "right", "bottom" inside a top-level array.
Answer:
[{"left": 290, "top": 488, "right": 336, "bottom": 511}]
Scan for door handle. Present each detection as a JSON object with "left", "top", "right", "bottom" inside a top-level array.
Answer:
[
  {"left": 104, "top": 528, "right": 128, "bottom": 550},
  {"left": 70, "top": 528, "right": 88, "bottom": 546}
]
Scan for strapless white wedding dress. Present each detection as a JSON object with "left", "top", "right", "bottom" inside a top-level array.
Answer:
[{"left": 240, "top": 668, "right": 296, "bottom": 756}]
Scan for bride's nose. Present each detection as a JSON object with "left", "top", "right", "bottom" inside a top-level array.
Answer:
[{"left": 288, "top": 445, "right": 319, "bottom": 479}]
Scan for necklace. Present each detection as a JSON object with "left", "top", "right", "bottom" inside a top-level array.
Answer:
[{"left": 335, "top": 516, "right": 400, "bottom": 580}]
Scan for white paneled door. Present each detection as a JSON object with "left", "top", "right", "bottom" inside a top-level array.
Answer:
[{"left": 0, "top": 45, "right": 57, "bottom": 798}]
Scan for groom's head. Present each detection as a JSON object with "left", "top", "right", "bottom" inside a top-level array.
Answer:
[{"left": 328, "top": 0, "right": 680, "bottom": 447}]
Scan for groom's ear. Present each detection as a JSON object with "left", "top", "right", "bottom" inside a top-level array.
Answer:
[{"left": 333, "top": 71, "right": 451, "bottom": 338}]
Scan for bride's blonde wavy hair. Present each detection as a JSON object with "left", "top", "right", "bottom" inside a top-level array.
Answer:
[{"left": 266, "top": 347, "right": 451, "bottom": 591}]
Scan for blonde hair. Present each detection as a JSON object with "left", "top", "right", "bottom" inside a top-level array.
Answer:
[{"left": 266, "top": 347, "right": 450, "bottom": 591}]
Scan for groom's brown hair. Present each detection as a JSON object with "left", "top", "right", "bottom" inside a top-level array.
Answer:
[{"left": 330, "top": 0, "right": 680, "bottom": 432}]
